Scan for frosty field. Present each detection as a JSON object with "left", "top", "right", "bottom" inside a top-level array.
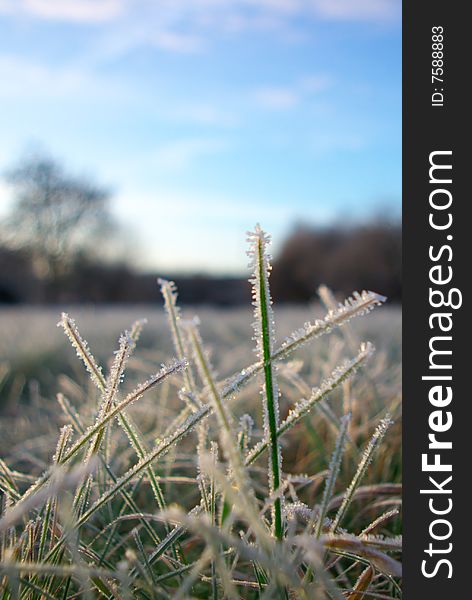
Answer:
[
  {"left": 0, "top": 303, "right": 401, "bottom": 444},
  {"left": 0, "top": 269, "right": 402, "bottom": 598}
]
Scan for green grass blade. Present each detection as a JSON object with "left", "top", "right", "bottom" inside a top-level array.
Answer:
[{"left": 247, "top": 225, "right": 282, "bottom": 539}]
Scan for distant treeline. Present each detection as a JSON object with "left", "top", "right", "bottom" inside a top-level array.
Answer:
[
  {"left": 272, "top": 220, "right": 402, "bottom": 303},
  {"left": 0, "top": 220, "right": 401, "bottom": 305},
  {"left": 0, "top": 247, "right": 248, "bottom": 305},
  {"left": 0, "top": 154, "right": 401, "bottom": 305}
]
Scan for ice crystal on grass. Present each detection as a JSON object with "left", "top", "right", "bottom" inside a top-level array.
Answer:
[
  {"left": 280, "top": 343, "right": 373, "bottom": 433},
  {"left": 129, "top": 318, "right": 147, "bottom": 343},
  {"left": 321, "top": 533, "right": 402, "bottom": 578},
  {"left": 220, "top": 294, "right": 384, "bottom": 401},
  {"left": 58, "top": 313, "right": 105, "bottom": 391},
  {"left": 360, "top": 508, "right": 400, "bottom": 536},
  {"left": 246, "top": 225, "right": 277, "bottom": 359},
  {"left": 285, "top": 501, "right": 313, "bottom": 523},
  {"left": 348, "top": 565, "right": 375, "bottom": 600},
  {"left": 247, "top": 225, "right": 283, "bottom": 539},
  {"left": 245, "top": 343, "right": 374, "bottom": 466},
  {"left": 221, "top": 362, "right": 262, "bottom": 398},
  {"left": 77, "top": 403, "right": 210, "bottom": 528},
  {"left": 178, "top": 388, "right": 202, "bottom": 411},
  {"left": 276, "top": 291, "right": 385, "bottom": 360},
  {"left": 314, "top": 413, "right": 351, "bottom": 539},
  {"left": 159, "top": 278, "right": 197, "bottom": 395},
  {"left": 52, "top": 425, "right": 73, "bottom": 465},
  {"left": 331, "top": 415, "right": 393, "bottom": 533},
  {"left": 97, "top": 332, "right": 134, "bottom": 418},
  {"left": 63, "top": 359, "right": 188, "bottom": 464}
]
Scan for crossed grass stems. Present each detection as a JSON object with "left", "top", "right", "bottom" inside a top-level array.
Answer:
[{"left": 0, "top": 225, "right": 401, "bottom": 599}]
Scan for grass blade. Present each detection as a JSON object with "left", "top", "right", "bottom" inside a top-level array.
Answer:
[{"left": 247, "top": 225, "right": 283, "bottom": 540}]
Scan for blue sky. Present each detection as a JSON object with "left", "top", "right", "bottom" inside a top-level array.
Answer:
[{"left": 0, "top": 0, "right": 401, "bottom": 274}]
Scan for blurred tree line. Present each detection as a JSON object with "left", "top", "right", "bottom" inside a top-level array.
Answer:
[
  {"left": 1, "top": 153, "right": 401, "bottom": 305},
  {"left": 271, "top": 220, "right": 402, "bottom": 302}
]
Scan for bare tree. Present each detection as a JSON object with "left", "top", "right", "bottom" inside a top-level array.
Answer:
[{"left": 2, "top": 153, "right": 112, "bottom": 281}]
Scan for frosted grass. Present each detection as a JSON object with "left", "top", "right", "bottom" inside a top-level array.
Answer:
[{"left": 0, "top": 225, "right": 401, "bottom": 599}]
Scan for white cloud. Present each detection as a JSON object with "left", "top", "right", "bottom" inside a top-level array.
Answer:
[
  {"left": 299, "top": 74, "right": 333, "bottom": 93},
  {"left": 98, "top": 25, "right": 206, "bottom": 56},
  {"left": 253, "top": 87, "right": 299, "bottom": 110},
  {"left": 253, "top": 74, "right": 333, "bottom": 110},
  {"left": 0, "top": 54, "right": 129, "bottom": 101},
  {"left": 0, "top": 52, "right": 237, "bottom": 128},
  {"left": 310, "top": 132, "right": 368, "bottom": 155},
  {"left": 0, "top": 0, "right": 401, "bottom": 53},
  {"left": 0, "top": 55, "right": 79, "bottom": 99},
  {"left": 152, "top": 138, "right": 228, "bottom": 172},
  {"left": 310, "top": 0, "right": 399, "bottom": 22},
  {"left": 167, "top": 104, "right": 239, "bottom": 127},
  {"left": 151, "top": 30, "right": 204, "bottom": 53},
  {"left": 0, "top": 0, "right": 123, "bottom": 23}
]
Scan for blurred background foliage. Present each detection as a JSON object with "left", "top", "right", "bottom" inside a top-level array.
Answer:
[{"left": 1, "top": 152, "right": 401, "bottom": 306}]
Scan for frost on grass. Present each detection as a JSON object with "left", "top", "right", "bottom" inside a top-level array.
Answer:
[
  {"left": 1, "top": 225, "right": 401, "bottom": 599},
  {"left": 97, "top": 332, "right": 135, "bottom": 416},
  {"left": 331, "top": 414, "right": 393, "bottom": 533},
  {"left": 159, "top": 278, "right": 197, "bottom": 396},
  {"left": 277, "top": 290, "right": 385, "bottom": 360},
  {"left": 247, "top": 225, "right": 284, "bottom": 538},
  {"left": 58, "top": 313, "right": 105, "bottom": 390},
  {"left": 245, "top": 342, "right": 374, "bottom": 465},
  {"left": 220, "top": 291, "right": 385, "bottom": 401},
  {"left": 314, "top": 413, "right": 351, "bottom": 539}
]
